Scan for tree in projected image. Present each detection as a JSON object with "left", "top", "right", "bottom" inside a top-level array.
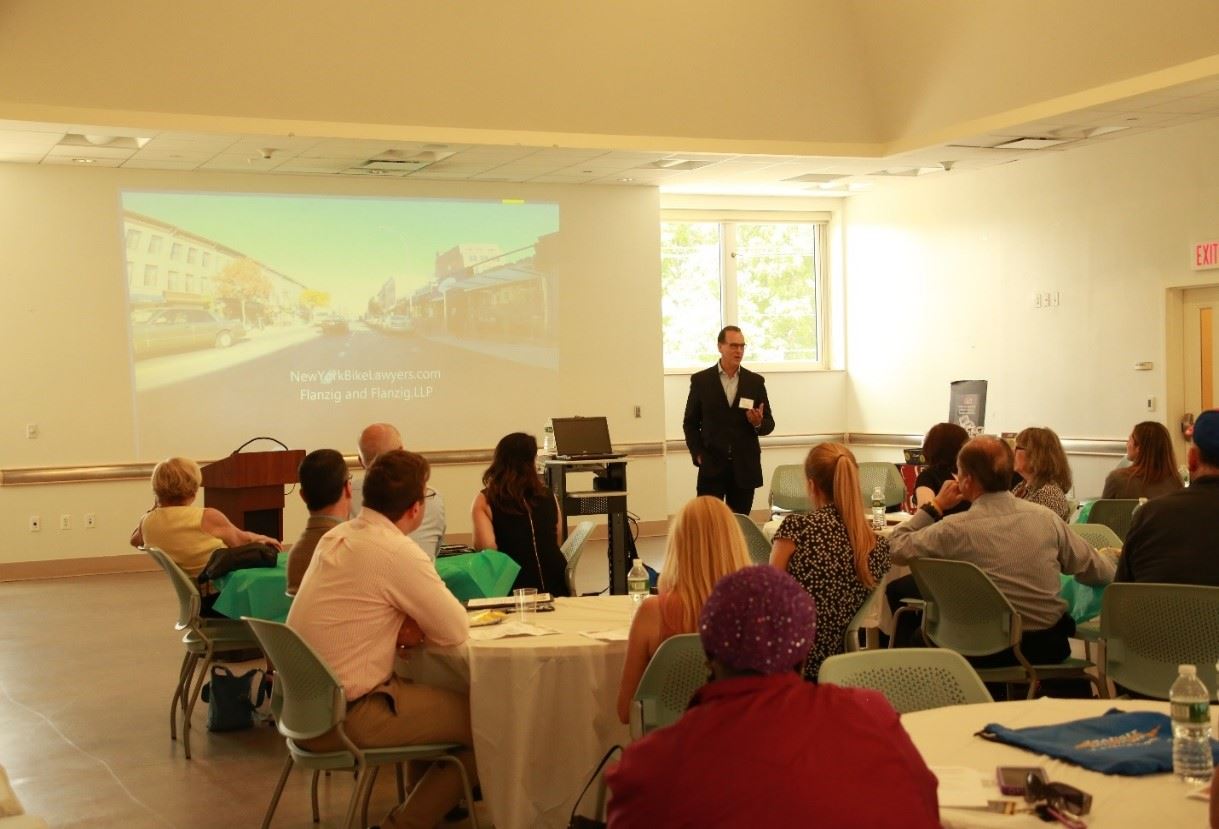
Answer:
[
  {"left": 661, "top": 222, "right": 722, "bottom": 368},
  {"left": 735, "top": 223, "right": 818, "bottom": 363},
  {"left": 300, "top": 289, "right": 331, "bottom": 311},
  {"left": 216, "top": 257, "right": 272, "bottom": 326}
]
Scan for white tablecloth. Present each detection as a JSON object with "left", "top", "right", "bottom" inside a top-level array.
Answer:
[
  {"left": 399, "top": 595, "right": 634, "bottom": 829},
  {"left": 902, "top": 698, "right": 1208, "bottom": 828}
]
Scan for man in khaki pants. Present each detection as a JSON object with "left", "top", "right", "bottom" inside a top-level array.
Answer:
[{"left": 288, "top": 449, "right": 474, "bottom": 828}]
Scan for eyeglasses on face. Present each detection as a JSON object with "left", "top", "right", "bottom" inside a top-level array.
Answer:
[{"left": 723, "top": 342, "right": 747, "bottom": 350}]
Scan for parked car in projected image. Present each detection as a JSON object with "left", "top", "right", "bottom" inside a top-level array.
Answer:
[
  {"left": 385, "top": 314, "right": 414, "bottom": 334},
  {"left": 130, "top": 307, "right": 246, "bottom": 358},
  {"left": 314, "top": 311, "right": 349, "bottom": 335}
]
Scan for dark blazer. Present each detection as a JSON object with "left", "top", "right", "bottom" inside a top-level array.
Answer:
[{"left": 682, "top": 364, "right": 775, "bottom": 489}]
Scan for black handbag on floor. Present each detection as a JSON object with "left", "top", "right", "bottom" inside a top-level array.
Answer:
[{"left": 201, "top": 665, "right": 267, "bottom": 732}]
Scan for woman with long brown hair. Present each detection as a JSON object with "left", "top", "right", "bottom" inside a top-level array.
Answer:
[
  {"left": 771, "top": 443, "right": 890, "bottom": 680},
  {"left": 1103, "top": 421, "right": 1183, "bottom": 500},
  {"left": 471, "top": 432, "right": 569, "bottom": 596},
  {"left": 1012, "top": 426, "right": 1073, "bottom": 520},
  {"left": 616, "top": 496, "right": 750, "bottom": 723}
]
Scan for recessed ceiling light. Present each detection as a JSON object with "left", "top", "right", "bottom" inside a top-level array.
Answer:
[
  {"left": 617, "top": 177, "right": 634, "bottom": 183},
  {"left": 72, "top": 157, "right": 95, "bottom": 164}
]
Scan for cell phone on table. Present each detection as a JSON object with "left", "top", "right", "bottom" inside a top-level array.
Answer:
[{"left": 996, "top": 766, "right": 1047, "bottom": 796}]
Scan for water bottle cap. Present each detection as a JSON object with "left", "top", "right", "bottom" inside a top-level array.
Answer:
[
  {"left": 632, "top": 558, "right": 641, "bottom": 566},
  {"left": 1180, "top": 664, "right": 1197, "bottom": 675}
]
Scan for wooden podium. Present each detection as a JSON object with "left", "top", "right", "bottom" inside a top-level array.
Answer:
[{"left": 201, "top": 449, "right": 305, "bottom": 541}]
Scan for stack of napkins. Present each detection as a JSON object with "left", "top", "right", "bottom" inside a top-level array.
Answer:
[{"left": 580, "top": 628, "right": 631, "bottom": 642}]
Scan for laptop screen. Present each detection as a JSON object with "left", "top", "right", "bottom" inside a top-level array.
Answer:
[{"left": 551, "top": 416, "right": 614, "bottom": 456}]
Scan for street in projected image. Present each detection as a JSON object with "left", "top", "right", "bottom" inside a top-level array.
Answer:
[{"left": 121, "top": 191, "right": 560, "bottom": 457}]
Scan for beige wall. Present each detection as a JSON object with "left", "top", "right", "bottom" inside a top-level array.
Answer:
[{"left": 843, "top": 115, "right": 1219, "bottom": 497}]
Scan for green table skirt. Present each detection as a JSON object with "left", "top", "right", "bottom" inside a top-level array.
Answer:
[{"left": 212, "top": 549, "right": 522, "bottom": 622}]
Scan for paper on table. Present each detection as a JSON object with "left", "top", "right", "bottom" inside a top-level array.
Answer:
[
  {"left": 929, "top": 766, "right": 990, "bottom": 808},
  {"left": 580, "top": 628, "right": 631, "bottom": 642},
  {"left": 1188, "top": 784, "right": 1212, "bottom": 802},
  {"left": 468, "top": 621, "right": 558, "bottom": 641}
]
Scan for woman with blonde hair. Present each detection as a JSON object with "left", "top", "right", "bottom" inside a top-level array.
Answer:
[
  {"left": 616, "top": 496, "right": 750, "bottom": 723},
  {"left": 771, "top": 443, "right": 890, "bottom": 680},
  {"left": 1012, "top": 427, "right": 1073, "bottom": 520},
  {"left": 130, "top": 456, "right": 282, "bottom": 612},
  {"left": 1102, "top": 421, "right": 1183, "bottom": 500}
]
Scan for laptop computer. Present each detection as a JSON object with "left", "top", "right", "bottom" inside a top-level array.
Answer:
[{"left": 551, "top": 416, "right": 624, "bottom": 460}]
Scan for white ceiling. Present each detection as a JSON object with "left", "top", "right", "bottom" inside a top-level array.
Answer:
[{"left": 3, "top": 75, "right": 1218, "bottom": 196}]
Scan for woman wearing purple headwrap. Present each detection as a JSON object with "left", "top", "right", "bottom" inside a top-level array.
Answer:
[{"left": 606, "top": 566, "right": 940, "bottom": 828}]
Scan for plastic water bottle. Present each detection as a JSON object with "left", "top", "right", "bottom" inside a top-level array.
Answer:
[
  {"left": 627, "top": 558, "right": 649, "bottom": 610},
  {"left": 871, "top": 486, "right": 886, "bottom": 530},
  {"left": 542, "top": 423, "right": 556, "bottom": 455},
  {"left": 1170, "top": 664, "right": 1214, "bottom": 784}
]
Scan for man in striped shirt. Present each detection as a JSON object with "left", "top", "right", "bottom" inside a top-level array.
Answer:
[{"left": 289, "top": 449, "right": 473, "bottom": 829}]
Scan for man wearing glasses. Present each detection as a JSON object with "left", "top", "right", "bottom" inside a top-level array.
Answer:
[
  {"left": 682, "top": 326, "right": 776, "bottom": 515},
  {"left": 356, "top": 421, "right": 447, "bottom": 557},
  {"left": 289, "top": 450, "right": 475, "bottom": 829}
]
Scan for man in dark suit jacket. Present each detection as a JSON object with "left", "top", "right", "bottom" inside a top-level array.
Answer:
[{"left": 682, "top": 326, "right": 776, "bottom": 514}]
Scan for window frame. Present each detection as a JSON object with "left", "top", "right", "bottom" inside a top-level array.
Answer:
[{"left": 661, "top": 209, "right": 831, "bottom": 374}]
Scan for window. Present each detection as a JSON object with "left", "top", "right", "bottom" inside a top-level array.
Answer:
[
  {"left": 661, "top": 215, "right": 825, "bottom": 369},
  {"left": 171, "top": 242, "right": 183, "bottom": 261},
  {"left": 126, "top": 229, "right": 141, "bottom": 250},
  {"left": 143, "top": 264, "right": 158, "bottom": 287},
  {"left": 148, "top": 235, "right": 163, "bottom": 254},
  {"left": 168, "top": 271, "right": 183, "bottom": 291},
  {"left": 184, "top": 273, "right": 195, "bottom": 293},
  {"left": 187, "top": 247, "right": 198, "bottom": 265}
]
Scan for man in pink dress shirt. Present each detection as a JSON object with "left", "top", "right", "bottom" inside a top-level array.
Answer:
[{"left": 288, "top": 449, "right": 474, "bottom": 829}]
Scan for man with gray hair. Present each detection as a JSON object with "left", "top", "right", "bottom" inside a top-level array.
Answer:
[{"left": 352, "top": 422, "right": 447, "bottom": 557}]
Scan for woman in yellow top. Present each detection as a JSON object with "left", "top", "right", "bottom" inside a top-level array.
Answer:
[{"left": 130, "top": 457, "right": 281, "bottom": 610}]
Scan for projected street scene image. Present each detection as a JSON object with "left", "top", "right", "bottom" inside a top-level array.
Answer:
[{"left": 121, "top": 191, "right": 561, "bottom": 457}]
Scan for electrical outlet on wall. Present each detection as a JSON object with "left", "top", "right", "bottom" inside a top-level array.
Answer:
[
  {"left": 84, "top": 513, "right": 96, "bottom": 529},
  {"left": 29, "top": 515, "right": 40, "bottom": 532},
  {"left": 59, "top": 514, "right": 71, "bottom": 530}
]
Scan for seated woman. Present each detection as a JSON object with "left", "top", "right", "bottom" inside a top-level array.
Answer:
[
  {"left": 1102, "top": 420, "right": 1183, "bottom": 500},
  {"left": 1012, "top": 426, "right": 1073, "bottom": 520},
  {"left": 471, "top": 432, "right": 569, "bottom": 597},
  {"left": 615, "top": 496, "right": 750, "bottom": 723},
  {"left": 914, "top": 422, "right": 971, "bottom": 516},
  {"left": 130, "top": 456, "right": 282, "bottom": 610},
  {"left": 771, "top": 443, "right": 890, "bottom": 680}
]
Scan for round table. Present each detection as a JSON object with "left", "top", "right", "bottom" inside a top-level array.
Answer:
[
  {"left": 902, "top": 698, "right": 1209, "bottom": 828},
  {"left": 398, "top": 595, "right": 634, "bottom": 829}
]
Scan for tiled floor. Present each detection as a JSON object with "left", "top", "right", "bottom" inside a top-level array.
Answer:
[{"left": 0, "top": 535, "right": 667, "bottom": 828}]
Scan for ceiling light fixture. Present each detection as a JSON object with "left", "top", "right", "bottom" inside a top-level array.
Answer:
[
  {"left": 992, "top": 137, "right": 1071, "bottom": 150},
  {"left": 72, "top": 157, "right": 95, "bottom": 164}
]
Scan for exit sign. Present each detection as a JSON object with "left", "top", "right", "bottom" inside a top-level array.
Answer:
[{"left": 1196, "top": 240, "right": 1219, "bottom": 270}]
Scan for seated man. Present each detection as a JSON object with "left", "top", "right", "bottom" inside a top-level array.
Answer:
[
  {"left": 286, "top": 448, "right": 351, "bottom": 594},
  {"left": 288, "top": 450, "right": 474, "bottom": 829},
  {"left": 888, "top": 436, "right": 1115, "bottom": 666},
  {"left": 606, "top": 566, "right": 939, "bottom": 828},
  {"left": 1117, "top": 409, "right": 1219, "bottom": 585},
  {"left": 354, "top": 422, "right": 447, "bottom": 558}
]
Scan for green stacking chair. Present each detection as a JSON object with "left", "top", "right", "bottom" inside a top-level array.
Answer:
[
  {"left": 1069, "top": 523, "right": 1123, "bottom": 551},
  {"left": 819, "top": 648, "right": 993, "bottom": 713},
  {"left": 629, "top": 634, "right": 707, "bottom": 739},
  {"left": 1100, "top": 583, "right": 1219, "bottom": 700},
  {"left": 856, "top": 462, "right": 907, "bottom": 510},
  {"left": 768, "top": 464, "right": 811, "bottom": 516},
  {"left": 144, "top": 546, "right": 262, "bottom": 760},
  {"left": 561, "top": 520, "right": 596, "bottom": 596},
  {"left": 244, "top": 618, "right": 478, "bottom": 829},
  {"left": 1082, "top": 499, "right": 1140, "bottom": 542},
  {"left": 732, "top": 513, "right": 773, "bottom": 566},
  {"left": 910, "top": 558, "right": 1106, "bottom": 699}
]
